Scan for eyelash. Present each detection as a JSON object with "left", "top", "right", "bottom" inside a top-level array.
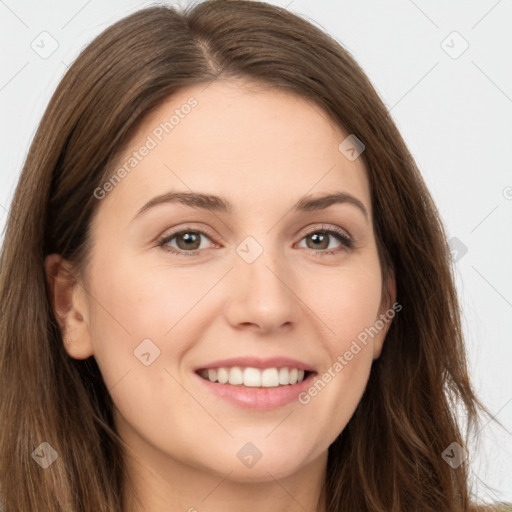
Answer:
[{"left": 157, "top": 224, "right": 353, "bottom": 258}]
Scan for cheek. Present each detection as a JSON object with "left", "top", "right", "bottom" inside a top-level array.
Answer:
[
  {"left": 83, "top": 255, "right": 179, "bottom": 386},
  {"left": 84, "top": 259, "right": 200, "bottom": 429},
  {"left": 87, "top": 255, "right": 204, "bottom": 341},
  {"left": 311, "top": 258, "right": 384, "bottom": 351},
  {"left": 297, "top": 258, "right": 383, "bottom": 431}
]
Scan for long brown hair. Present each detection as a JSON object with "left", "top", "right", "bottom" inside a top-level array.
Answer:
[{"left": 0, "top": 1, "right": 495, "bottom": 510}]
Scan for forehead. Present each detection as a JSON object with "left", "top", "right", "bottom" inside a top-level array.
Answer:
[{"left": 97, "top": 78, "right": 371, "bottom": 222}]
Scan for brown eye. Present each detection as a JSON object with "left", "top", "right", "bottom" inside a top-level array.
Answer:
[
  {"left": 298, "top": 227, "right": 352, "bottom": 256},
  {"left": 158, "top": 229, "right": 214, "bottom": 255},
  {"left": 174, "top": 231, "right": 202, "bottom": 250},
  {"left": 305, "top": 232, "right": 331, "bottom": 250}
]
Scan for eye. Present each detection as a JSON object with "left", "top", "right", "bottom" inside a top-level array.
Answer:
[
  {"left": 158, "top": 228, "right": 215, "bottom": 256},
  {"left": 297, "top": 225, "right": 353, "bottom": 257}
]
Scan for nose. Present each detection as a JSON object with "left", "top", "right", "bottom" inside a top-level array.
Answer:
[{"left": 223, "top": 245, "right": 302, "bottom": 334}]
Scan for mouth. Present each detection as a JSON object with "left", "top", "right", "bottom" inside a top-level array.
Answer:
[
  {"left": 194, "top": 365, "right": 317, "bottom": 410},
  {"left": 195, "top": 366, "right": 315, "bottom": 388},
  {"left": 192, "top": 356, "right": 317, "bottom": 410}
]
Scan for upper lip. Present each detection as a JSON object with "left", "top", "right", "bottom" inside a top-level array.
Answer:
[{"left": 195, "top": 356, "right": 316, "bottom": 373}]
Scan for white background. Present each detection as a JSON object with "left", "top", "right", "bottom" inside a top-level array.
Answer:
[{"left": 0, "top": 0, "right": 511, "bottom": 503}]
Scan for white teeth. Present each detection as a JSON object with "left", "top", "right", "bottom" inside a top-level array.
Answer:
[
  {"left": 200, "top": 366, "right": 308, "bottom": 387},
  {"left": 228, "top": 367, "right": 243, "bottom": 385},
  {"left": 277, "top": 367, "right": 288, "bottom": 384},
  {"left": 217, "top": 367, "right": 229, "bottom": 384},
  {"left": 243, "top": 367, "right": 261, "bottom": 387},
  {"left": 261, "top": 368, "right": 279, "bottom": 387}
]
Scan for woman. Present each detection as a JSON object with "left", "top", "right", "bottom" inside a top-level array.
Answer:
[{"left": 0, "top": 1, "right": 507, "bottom": 510}]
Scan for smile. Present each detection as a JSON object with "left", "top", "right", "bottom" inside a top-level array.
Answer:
[{"left": 196, "top": 366, "right": 310, "bottom": 387}]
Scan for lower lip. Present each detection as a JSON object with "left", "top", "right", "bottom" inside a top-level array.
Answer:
[{"left": 194, "top": 371, "right": 316, "bottom": 410}]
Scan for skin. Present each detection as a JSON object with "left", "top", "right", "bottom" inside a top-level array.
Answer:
[{"left": 45, "top": 79, "right": 395, "bottom": 512}]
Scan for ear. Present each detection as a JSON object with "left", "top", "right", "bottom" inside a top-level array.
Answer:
[
  {"left": 44, "top": 254, "right": 94, "bottom": 359},
  {"left": 372, "top": 268, "right": 397, "bottom": 359}
]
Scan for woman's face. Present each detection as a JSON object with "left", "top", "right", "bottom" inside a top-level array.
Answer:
[{"left": 51, "top": 79, "right": 395, "bottom": 485}]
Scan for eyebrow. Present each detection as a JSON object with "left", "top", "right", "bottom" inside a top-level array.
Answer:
[{"left": 132, "top": 190, "right": 369, "bottom": 221}]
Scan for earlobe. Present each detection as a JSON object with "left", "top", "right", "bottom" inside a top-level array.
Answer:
[{"left": 44, "top": 254, "right": 94, "bottom": 360}]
